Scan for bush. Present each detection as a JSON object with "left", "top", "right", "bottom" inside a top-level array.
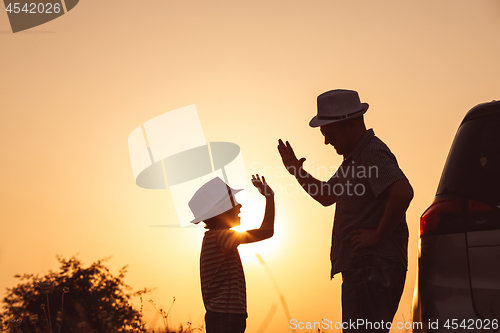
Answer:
[{"left": 0, "top": 255, "right": 151, "bottom": 333}]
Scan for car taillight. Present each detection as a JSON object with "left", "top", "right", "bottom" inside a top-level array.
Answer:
[
  {"left": 420, "top": 199, "right": 464, "bottom": 236},
  {"left": 420, "top": 199, "right": 495, "bottom": 236}
]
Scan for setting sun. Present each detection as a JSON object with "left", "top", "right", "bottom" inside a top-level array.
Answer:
[{"left": 232, "top": 191, "right": 283, "bottom": 262}]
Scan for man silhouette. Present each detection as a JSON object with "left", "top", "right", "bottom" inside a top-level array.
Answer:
[{"left": 278, "top": 89, "right": 413, "bottom": 333}]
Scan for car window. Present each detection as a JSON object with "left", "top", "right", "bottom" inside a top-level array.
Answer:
[{"left": 437, "top": 114, "right": 500, "bottom": 206}]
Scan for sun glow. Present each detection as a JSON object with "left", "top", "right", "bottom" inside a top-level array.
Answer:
[{"left": 232, "top": 192, "right": 283, "bottom": 262}]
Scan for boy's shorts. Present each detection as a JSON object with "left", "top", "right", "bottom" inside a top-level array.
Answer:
[{"left": 205, "top": 310, "right": 247, "bottom": 333}]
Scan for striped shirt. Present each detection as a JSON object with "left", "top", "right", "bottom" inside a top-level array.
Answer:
[
  {"left": 327, "top": 129, "right": 409, "bottom": 278},
  {"left": 200, "top": 229, "right": 247, "bottom": 314}
]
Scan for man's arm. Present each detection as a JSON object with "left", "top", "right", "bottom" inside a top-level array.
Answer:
[
  {"left": 277, "top": 139, "right": 336, "bottom": 206},
  {"left": 349, "top": 178, "right": 414, "bottom": 251}
]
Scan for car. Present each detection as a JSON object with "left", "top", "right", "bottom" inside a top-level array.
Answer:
[{"left": 412, "top": 100, "right": 500, "bottom": 332}]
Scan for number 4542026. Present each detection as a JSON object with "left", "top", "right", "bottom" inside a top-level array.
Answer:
[
  {"left": 5, "top": 3, "right": 62, "bottom": 14},
  {"left": 444, "top": 319, "right": 498, "bottom": 330}
]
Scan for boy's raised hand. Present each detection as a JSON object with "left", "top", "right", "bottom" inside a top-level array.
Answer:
[{"left": 251, "top": 174, "right": 274, "bottom": 197}]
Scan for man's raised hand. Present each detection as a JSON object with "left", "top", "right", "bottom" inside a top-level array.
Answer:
[{"left": 277, "top": 139, "right": 306, "bottom": 177}]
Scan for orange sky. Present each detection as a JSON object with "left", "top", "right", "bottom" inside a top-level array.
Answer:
[{"left": 1, "top": 1, "right": 500, "bottom": 332}]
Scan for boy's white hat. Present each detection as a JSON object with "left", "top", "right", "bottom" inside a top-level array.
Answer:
[{"left": 189, "top": 177, "right": 243, "bottom": 224}]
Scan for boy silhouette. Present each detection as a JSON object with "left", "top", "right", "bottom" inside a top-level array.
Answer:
[{"left": 189, "top": 175, "right": 275, "bottom": 333}]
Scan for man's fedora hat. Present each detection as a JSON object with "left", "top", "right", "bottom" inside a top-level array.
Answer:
[
  {"left": 189, "top": 177, "right": 243, "bottom": 224},
  {"left": 309, "top": 89, "right": 369, "bottom": 127}
]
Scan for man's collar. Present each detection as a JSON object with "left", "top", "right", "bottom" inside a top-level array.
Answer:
[{"left": 344, "top": 129, "right": 375, "bottom": 161}]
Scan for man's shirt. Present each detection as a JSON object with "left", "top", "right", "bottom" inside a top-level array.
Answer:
[{"left": 327, "top": 129, "right": 409, "bottom": 278}]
